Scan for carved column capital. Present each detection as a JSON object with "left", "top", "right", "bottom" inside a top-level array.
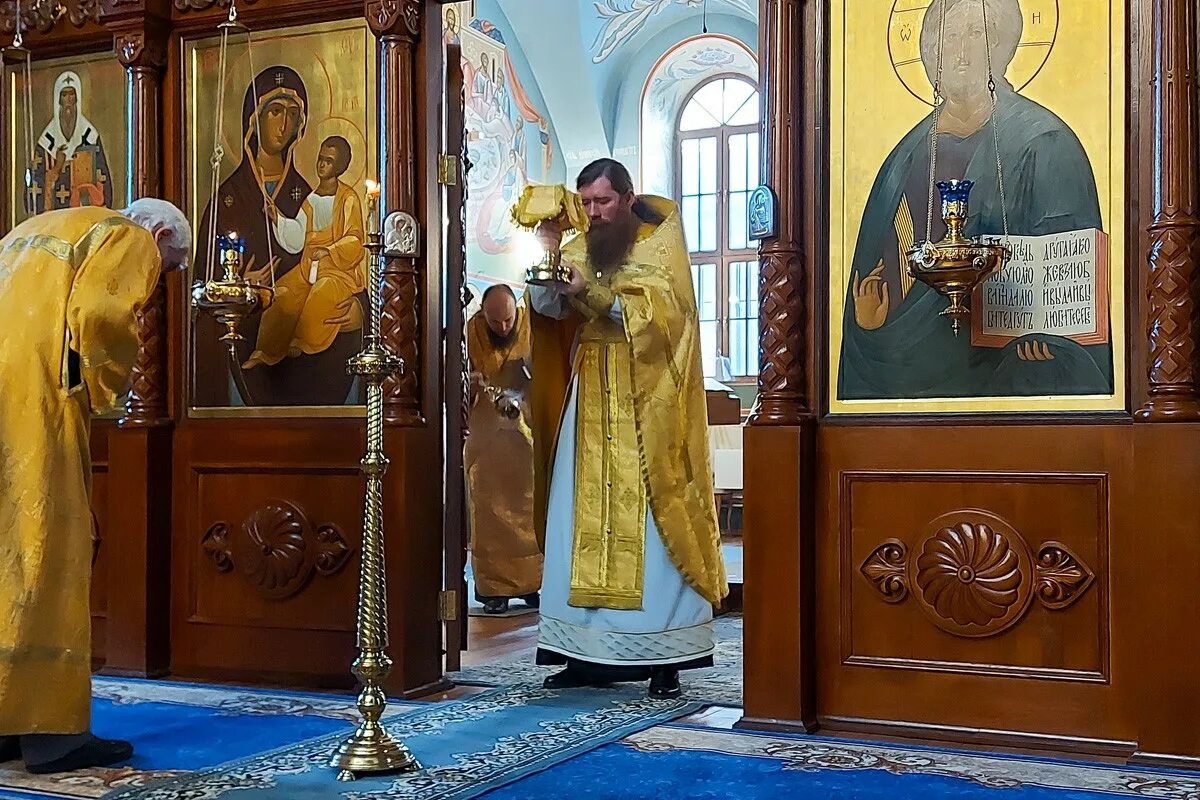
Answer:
[
  {"left": 110, "top": 16, "right": 169, "bottom": 69},
  {"left": 1138, "top": 0, "right": 1200, "bottom": 420},
  {"left": 366, "top": 0, "right": 420, "bottom": 39}
]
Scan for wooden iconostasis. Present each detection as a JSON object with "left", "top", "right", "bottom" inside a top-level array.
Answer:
[
  {"left": 9, "top": 0, "right": 1200, "bottom": 770},
  {"left": 0, "top": 0, "right": 446, "bottom": 697}
]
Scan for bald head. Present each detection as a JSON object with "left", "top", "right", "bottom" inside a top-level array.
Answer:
[{"left": 482, "top": 284, "right": 517, "bottom": 339}]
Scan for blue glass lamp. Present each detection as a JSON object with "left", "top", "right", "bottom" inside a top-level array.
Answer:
[{"left": 905, "top": 179, "right": 1009, "bottom": 336}]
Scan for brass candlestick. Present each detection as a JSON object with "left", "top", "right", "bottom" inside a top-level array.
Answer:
[{"left": 330, "top": 191, "right": 419, "bottom": 781}]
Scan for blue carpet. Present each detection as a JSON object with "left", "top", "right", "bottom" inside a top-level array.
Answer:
[
  {"left": 481, "top": 724, "right": 1200, "bottom": 800},
  {"left": 105, "top": 685, "right": 699, "bottom": 799},
  {"left": 0, "top": 678, "right": 416, "bottom": 799}
]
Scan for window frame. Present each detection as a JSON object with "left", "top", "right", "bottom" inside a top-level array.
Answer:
[{"left": 673, "top": 74, "right": 760, "bottom": 385}]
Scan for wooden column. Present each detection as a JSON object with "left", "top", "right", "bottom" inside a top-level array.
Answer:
[
  {"left": 750, "top": 0, "right": 807, "bottom": 426},
  {"left": 370, "top": 0, "right": 424, "bottom": 427},
  {"left": 103, "top": 11, "right": 172, "bottom": 677},
  {"left": 116, "top": 16, "right": 169, "bottom": 425},
  {"left": 1137, "top": 0, "right": 1200, "bottom": 420},
  {"left": 738, "top": 0, "right": 817, "bottom": 734}
]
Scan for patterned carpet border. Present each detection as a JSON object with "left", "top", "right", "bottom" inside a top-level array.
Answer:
[
  {"left": 105, "top": 684, "right": 699, "bottom": 800},
  {"left": 452, "top": 614, "right": 742, "bottom": 707},
  {"left": 624, "top": 726, "right": 1200, "bottom": 798}
]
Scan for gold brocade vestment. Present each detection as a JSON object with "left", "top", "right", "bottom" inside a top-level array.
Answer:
[
  {"left": 0, "top": 208, "right": 160, "bottom": 734},
  {"left": 464, "top": 306, "right": 543, "bottom": 598},
  {"left": 528, "top": 196, "right": 727, "bottom": 610}
]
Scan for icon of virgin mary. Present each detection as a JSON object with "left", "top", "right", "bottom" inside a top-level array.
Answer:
[{"left": 193, "top": 66, "right": 360, "bottom": 408}]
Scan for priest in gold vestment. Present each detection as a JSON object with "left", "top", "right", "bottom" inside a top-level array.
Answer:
[
  {"left": 465, "top": 285, "right": 543, "bottom": 614},
  {"left": 527, "top": 160, "right": 726, "bottom": 699},
  {"left": 0, "top": 200, "right": 190, "bottom": 773}
]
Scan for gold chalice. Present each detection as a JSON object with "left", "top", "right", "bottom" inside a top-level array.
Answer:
[{"left": 511, "top": 184, "right": 589, "bottom": 286}]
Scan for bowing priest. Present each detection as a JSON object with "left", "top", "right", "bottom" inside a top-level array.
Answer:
[
  {"left": 0, "top": 199, "right": 191, "bottom": 773},
  {"left": 465, "top": 284, "right": 543, "bottom": 614},
  {"left": 526, "top": 159, "right": 727, "bottom": 699}
]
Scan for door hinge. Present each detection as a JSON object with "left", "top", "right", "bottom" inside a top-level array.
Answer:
[
  {"left": 438, "top": 154, "right": 458, "bottom": 186},
  {"left": 438, "top": 589, "right": 459, "bottom": 621}
]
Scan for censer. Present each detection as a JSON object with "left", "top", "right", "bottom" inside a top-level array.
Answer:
[
  {"left": 190, "top": 0, "right": 274, "bottom": 353},
  {"left": 510, "top": 184, "right": 589, "bottom": 285},
  {"left": 904, "top": 0, "right": 1011, "bottom": 335}
]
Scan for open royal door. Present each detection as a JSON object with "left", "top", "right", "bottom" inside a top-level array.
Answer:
[{"left": 441, "top": 41, "right": 469, "bottom": 672}]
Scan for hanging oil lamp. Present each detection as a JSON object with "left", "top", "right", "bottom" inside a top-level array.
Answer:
[
  {"left": 904, "top": 0, "right": 1011, "bottom": 336},
  {"left": 190, "top": 0, "right": 275, "bottom": 353},
  {"left": 190, "top": 231, "right": 272, "bottom": 354}
]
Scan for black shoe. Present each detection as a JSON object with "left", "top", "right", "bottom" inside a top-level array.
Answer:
[
  {"left": 520, "top": 592, "right": 540, "bottom": 609},
  {"left": 542, "top": 666, "right": 608, "bottom": 690},
  {"left": 0, "top": 737, "right": 17, "bottom": 763},
  {"left": 483, "top": 598, "right": 509, "bottom": 615},
  {"left": 648, "top": 667, "right": 681, "bottom": 699},
  {"left": 26, "top": 737, "right": 133, "bottom": 775}
]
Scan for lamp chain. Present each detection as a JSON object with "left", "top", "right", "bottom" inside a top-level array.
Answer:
[
  {"left": 981, "top": 0, "right": 1010, "bottom": 243},
  {"left": 923, "top": 0, "right": 949, "bottom": 253}
]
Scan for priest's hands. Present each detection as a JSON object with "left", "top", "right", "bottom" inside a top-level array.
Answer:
[
  {"left": 558, "top": 264, "right": 588, "bottom": 297},
  {"left": 853, "top": 261, "right": 890, "bottom": 331},
  {"left": 535, "top": 219, "right": 563, "bottom": 250}
]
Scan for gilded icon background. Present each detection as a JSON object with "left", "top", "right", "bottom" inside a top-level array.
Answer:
[
  {"left": 829, "top": 0, "right": 1126, "bottom": 413},
  {"left": 6, "top": 52, "right": 126, "bottom": 228},
  {"left": 185, "top": 19, "right": 377, "bottom": 414}
]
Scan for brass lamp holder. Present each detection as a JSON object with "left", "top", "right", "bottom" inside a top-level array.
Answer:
[
  {"left": 329, "top": 212, "right": 420, "bottom": 781},
  {"left": 905, "top": 179, "right": 1009, "bottom": 336},
  {"left": 190, "top": 232, "right": 274, "bottom": 355}
]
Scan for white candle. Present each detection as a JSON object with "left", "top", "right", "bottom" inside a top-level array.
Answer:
[{"left": 365, "top": 180, "right": 380, "bottom": 236}]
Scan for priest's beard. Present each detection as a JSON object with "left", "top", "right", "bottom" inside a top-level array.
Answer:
[
  {"left": 487, "top": 324, "right": 517, "bottom": 349},
  {"left": 585, "top": 210, "right": 639, "bottom": 274}
]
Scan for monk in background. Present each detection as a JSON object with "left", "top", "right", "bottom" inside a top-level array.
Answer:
[
  {"left": 465, "top": 285, "right": 543, "bottom": 614},
  {"left": 244, "top": 135, "right": 365, "bottom": 369}
]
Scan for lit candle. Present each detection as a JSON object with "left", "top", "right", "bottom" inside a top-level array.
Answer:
[{"left": 365, "top": 180, "right": 380, "bottom": 236}]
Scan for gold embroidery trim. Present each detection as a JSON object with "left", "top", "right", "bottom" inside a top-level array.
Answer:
[{"left": 569, "top": 338, "right": 646, "bottom": 610}]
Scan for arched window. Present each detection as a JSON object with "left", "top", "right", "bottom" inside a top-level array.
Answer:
[{"left": 675, "top": 75, "right": 760, "bottom": 381}]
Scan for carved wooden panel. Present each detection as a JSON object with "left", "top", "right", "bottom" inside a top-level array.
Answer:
[
  {"left": 0, "top": 0, "right": 99, "bottom": 34},
  {"left": 841, "top": 471, "right": 1108, "bottom": 681},
  {"left": 187, "top": 469, "right": 361, "bottom": 633},
  {"left": 199, "top": 499, "right": 352, "bottom": 600},
  {"left": 860, "top": 513, "right": 1096, "bottom": 637}
]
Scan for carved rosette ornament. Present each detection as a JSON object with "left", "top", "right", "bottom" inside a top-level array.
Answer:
[
  {"left": 858, "top": 511, "right": 1097, "bottom": 637},
  {"left": 913, "top": 518, "right": 1031, "bottom": 636},
  {"left": 200, "top": 501, "right": 353, "bottom": 599}
]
